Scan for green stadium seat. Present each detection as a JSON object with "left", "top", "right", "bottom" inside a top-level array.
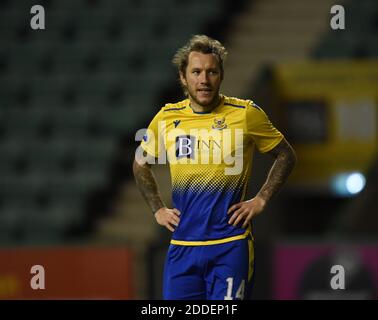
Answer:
[
  {"left": 48, "top": 171, "right": 107, "bottom": 198},
  {"left": 0, "top": 203, "right": 26, "bottom": 235},
  {"left": 0, "top": 139, "right": 25, "bottom": 171},
  {"left": 25, "top": 138, "right": 76, "bottom": 173},
  {"left": 0, "top": 0, "right": 229, "bottom": 244},
  {"left": 49, "top": 106, "right": 92, "bottom": 138},
  {"left": 0, "top": 171, "right": 49, "bottom": 200},
  {"left": 74, "top": 138, "right": 116, "bottom": 168},
  {"left": 313, "top": 0, "right": 378, "bottom": 59},
  {"left": 4, "top": 107, "right": 49, "bottom": 138}
]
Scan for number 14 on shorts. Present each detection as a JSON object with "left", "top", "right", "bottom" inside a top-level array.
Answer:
[{"left": 224, "top": 277, "right": 245, "bottom": 300}]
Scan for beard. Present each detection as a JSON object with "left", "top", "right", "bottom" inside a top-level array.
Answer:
[{"left": 186, "top": 86, "right": 220, "bottom": 109}]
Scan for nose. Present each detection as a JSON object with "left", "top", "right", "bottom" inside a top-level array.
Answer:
[{"left": 199, "top": 71, "right": 209, "bottom": 84}]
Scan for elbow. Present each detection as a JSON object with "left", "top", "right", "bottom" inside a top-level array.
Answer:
[
  {"left": 282, "top": 138, "right": 297, "bottom": 169},
  {"left": 291, "top": 148, "right": 298, "bottom": 167},
  {"left": 133, "top": 156, "right": 151, "bottom": 176},
  {"left": 288, "top": 146, "right": 297, "bottom": 172},
  {"left": 278, "top": 142, "right": 297, "bottom": 172},
  {"left": 132, "top": 158, "right": 140, "bottom": 176}
]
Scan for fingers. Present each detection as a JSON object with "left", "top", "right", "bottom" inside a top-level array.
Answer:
[
  {"left": 242, "top": 210, "right": 254, "bottom": 228},
  {"left": 242, "top": 217, "right": 251, "bottom": 229},
  {"left": 232, "top": 212, "right": 246, "bottom": 227},
  {"left": 169, "top": 209, "right": 180, "bottom": 224},
  {"left": 172, "top": 208, "right": 181, "bottom": 216},
  {"left": 164, "top": 208, "right": 181, "bottom": 232},
  {"left": 228, "top": 207, "right": 244, "bottom": 225},
  {"left": 228, "top": 207, "right": 254, "bottom": 228},
  {"left": 165, "top": 223, "right": 175, "bottom": 232},
  {"left": 227, "top": 203, "right": 241, "bottom": 215},
  {"left": 169, "top": 213, "right": 180, "bottom": 227}
]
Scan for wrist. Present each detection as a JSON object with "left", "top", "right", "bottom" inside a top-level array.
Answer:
[
  {"left": 153, "top": 206, "right": 165, "bottom": 217},
  {"left": 254, "top": 194, "right": 268, "bottom": 208}
]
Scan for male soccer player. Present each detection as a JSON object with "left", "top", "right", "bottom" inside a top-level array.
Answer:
[{"left": 133, "top": 35, "right": 296, "bottom": 300}]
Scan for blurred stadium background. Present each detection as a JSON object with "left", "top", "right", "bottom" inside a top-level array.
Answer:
[{"left": 0, "top": 0, "right": 377, "bottom": 299}]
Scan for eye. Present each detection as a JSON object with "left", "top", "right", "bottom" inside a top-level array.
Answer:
[{"left": 193, "top": 70, "right": 200, "bottom": 75}]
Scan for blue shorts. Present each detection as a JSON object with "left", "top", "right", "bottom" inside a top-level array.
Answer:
[{"left": 163, "top": 235, "right": 255, "bottom": 300}]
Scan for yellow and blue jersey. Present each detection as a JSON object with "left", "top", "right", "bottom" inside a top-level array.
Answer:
[{"left": 141, "top": 95, "right": 283, "bottom": 245}]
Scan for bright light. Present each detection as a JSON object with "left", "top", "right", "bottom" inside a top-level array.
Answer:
[
  {"left": 331, "top": 172, "right": 366, "bottom": 196},
  {"left": 346, "top": 173, "right": 365, "bottom": 194}
]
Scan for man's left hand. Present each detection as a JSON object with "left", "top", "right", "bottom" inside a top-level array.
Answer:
[{"left": 227, "top": 196, "right": 266, "bottom": 228}]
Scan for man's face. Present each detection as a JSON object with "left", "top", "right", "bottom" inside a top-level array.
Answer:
[{"left": 180, "top": 51, "right": 222, "bottom": 108}]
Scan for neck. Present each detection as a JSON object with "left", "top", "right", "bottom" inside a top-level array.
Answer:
[{"left": 189, "top": 95, "right": 222, "bottom": 113}]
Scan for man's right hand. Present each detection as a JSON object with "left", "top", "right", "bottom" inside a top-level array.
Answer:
[{"left": 154, "top": 207, "right": 181, "bottom": 232}]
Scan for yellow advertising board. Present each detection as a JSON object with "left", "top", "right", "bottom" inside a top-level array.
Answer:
[{"left": 273, "top": 61, "right": 377, "bottom": 195}]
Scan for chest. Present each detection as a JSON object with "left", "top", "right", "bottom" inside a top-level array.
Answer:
[{"left": 161, "top": 113, "right": 248, "bottom": 162}]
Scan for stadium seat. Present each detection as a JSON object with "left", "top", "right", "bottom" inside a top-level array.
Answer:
[{"left": 0, "top": 0, "right": 229, "bottom": 244}]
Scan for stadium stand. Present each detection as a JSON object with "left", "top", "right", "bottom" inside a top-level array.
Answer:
[
  {"left": 313, "top": 0, "right": 378, "bottom": 59},
  {"left": 221, "top": 0, "right": 336, "bottom": 97},
  {"left": 0, "top": 0, "right": 231, "bottom": 249},
  {"left": 243, "top": 0, "right": 378, "bottom": 238},
  {"left": 0, "top": 0, "right": 249, "bottom": 298}
]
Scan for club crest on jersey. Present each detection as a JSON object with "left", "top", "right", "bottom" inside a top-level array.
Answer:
[{"left": 212, "top": 117, "right": 227, "bottom": 130}]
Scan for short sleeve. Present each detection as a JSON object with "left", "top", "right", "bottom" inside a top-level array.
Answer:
[
  {"left": 245, "top": 101, "right": 284, "bottom": 153},
  {"left": 140, "top": 109, "right": 165, "bottom": 158}
]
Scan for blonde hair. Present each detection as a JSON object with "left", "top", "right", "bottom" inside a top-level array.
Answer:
[{"left": 172, "top": 35, "right": 228, "bottom": 92}]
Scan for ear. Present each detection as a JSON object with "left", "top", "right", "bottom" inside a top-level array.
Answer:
[{"left": 179, "top": 71, "right": 187, "bottom": 87}]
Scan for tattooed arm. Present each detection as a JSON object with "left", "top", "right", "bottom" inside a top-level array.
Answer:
[
  {"left": 227, "top": 138, "right": 297, "bottom": 228},
  {"left": 133, "top": 152, "right": 181, "bottom": 232},
  {"left": 256, "top": 137, "right": 297, "bottom": 203}
]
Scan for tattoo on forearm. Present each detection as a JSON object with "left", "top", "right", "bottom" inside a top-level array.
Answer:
[
  {"left": 133, "top": 161, "right": 165, "bottom": 214},
  {"left": 257, "top": 140, "right": 297, "bottom": 202}
]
